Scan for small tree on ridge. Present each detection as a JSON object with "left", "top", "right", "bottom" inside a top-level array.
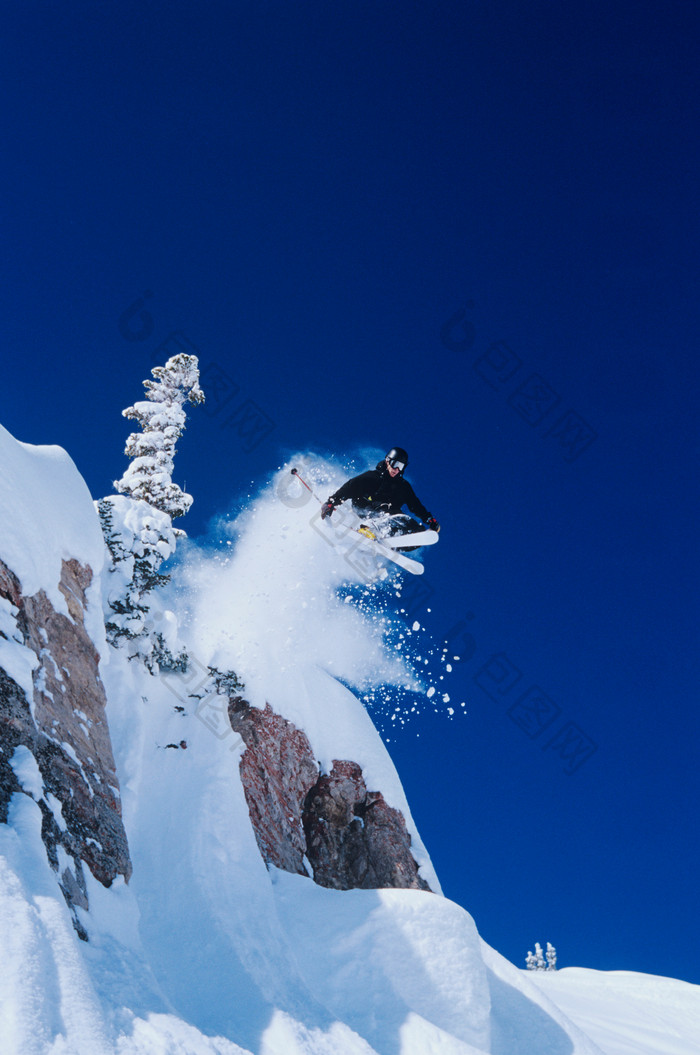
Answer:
[{"left": 526, "top": 941, "right": 557, "bottom": 971}]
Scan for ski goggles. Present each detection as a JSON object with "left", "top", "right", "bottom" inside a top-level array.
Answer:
[{"left": 386, "top": 457, "right": 406, "bottom": 471}]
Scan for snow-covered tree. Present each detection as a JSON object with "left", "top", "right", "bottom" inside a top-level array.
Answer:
[
  {"left": 526, "top": 943, "right": 546, "bottom": 970},
  {"left": 114, "top": 352, "right": 204, "bottom": 524},
  {"left": 525, "top": 941, "right": 557, "bottom": 971},
  {"left": 98, "top": 353, "right": 204, "bottom": 669},
  {"left": 97, "top": 495, "right": 178, "bottom": 655}
]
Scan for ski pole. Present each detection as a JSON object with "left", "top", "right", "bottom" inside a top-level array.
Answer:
[
  {"left": 291, "top": 467, "right": 379, "bottom": 541},
  {"left": 290, "top": 467, "right": 323, "bottom": 505}
]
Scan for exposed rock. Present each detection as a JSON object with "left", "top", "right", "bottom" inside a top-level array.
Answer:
[
  {"left": 228, "top": 695, "right": 430, "bottom": 892},
  {"left": 0, "top": 666, "right": 28, "bottom": 822},
  {"left": 303, "top": 759, "right": 431, "bottom": 891},
  {"left": 0, "top": 559, "right": 22, "bottom": 609},
  {"left": 0, "top": 556, "right": 131, "bottom": 936},
  {"left": 228, "top": 697, "right": 318, "bottom": 875}
]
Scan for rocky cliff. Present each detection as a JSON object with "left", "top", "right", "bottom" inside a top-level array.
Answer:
[
  {"left": 0, "top": 555, "right": 131, "bottom": 937},
  {"left": 229, "top": 694, "right": 430, "bottom": 891},
  {"left": 1, "top": 552, "right": 428, "bottom": 951}
]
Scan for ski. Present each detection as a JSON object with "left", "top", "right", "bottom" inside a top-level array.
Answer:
[
  {"left": 380, "top": 529, "right": 439, "bottom": 549},
  {"left": 354, "top": 524, "right": 425, "bottom": 574}
]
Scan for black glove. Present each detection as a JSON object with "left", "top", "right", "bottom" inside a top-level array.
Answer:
[
  {"left": 320, "top": 499, "right": 336, "bottom": 519},
  {"left": 426, "top": 516, "right": 440, "bottom": 532}
]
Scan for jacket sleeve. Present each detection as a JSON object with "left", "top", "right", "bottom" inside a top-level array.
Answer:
[{"left": 402, "top": 481, "right": 433, "bottom": 523}]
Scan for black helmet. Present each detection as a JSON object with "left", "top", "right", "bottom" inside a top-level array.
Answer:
[{"left": 386, "top": 447, "right": 408, "bottom": 473}]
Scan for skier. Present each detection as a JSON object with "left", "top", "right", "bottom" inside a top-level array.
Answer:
[{"left": 320, "top": 447, "right": 440, "bottom": 538}]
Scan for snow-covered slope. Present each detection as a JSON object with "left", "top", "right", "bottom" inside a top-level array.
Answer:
[
  {"left": 0, "top": 422, "right": 106, "bottom": 650},
  {"left": 527, "top": 968, "right": 700, "bottom": 1055},
  {"left": 0, "top": 426, "right": 694, "bottom": 1054}
]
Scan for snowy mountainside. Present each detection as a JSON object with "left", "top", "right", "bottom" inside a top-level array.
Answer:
[{"left": 1, "top": 424, "right": 695, "bottom": 1054}]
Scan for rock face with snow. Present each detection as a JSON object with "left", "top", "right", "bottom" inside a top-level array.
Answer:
[
  {"left": 229, "top": 695, "right": 430, "bottom": 892},
  {"left": 0, "top": 425, "right": 132, "bottom": 941},
  {"left": 228, "top": 696, "right": 318, "bottom": 876},
  {"left": 0, "top": 553, "right": 131, "bottom": 935},
  {"left": 303, "top": 759, "right": 430, "bottom": 891}
]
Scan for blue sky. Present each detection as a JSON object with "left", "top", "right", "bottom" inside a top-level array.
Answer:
[{"left": 3, "top": 1, "right": 699, "bottom": 983}]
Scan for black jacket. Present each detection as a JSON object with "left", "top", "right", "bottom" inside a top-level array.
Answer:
[{"left": 330, "top": 462, "right": 433, "bottom": 522}]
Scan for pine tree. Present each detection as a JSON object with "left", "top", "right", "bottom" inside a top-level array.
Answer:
[
  {"left": 546, "top": 942, "right": 557, "bottom": 971},
  {"left": 99, "top": 353, "right": 204, "bottom": 668},
  {"left": 114, "top": 352, "right": 204, "bottom": 524}
]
